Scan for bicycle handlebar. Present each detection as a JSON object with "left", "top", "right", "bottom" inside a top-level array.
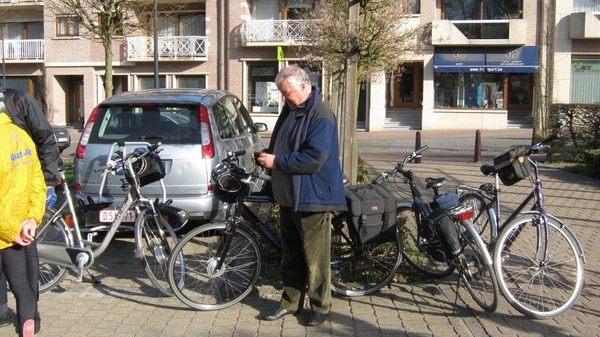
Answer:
[
  {"left": 94, "top": 142, "right": 162, "bottom": 172},
  {"left": 528, "top": 134, "right": 559, "bottom": 154},
  {"left": 372, "top": 145, "right": 429, "bottom": 185}
]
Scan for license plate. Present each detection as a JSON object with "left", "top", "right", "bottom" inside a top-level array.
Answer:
[
  {"left": 99, "top": 210, "right": 136, "bottom": 223},
  {"left": 58, "top": 137, "right": 68, "bottom": 142}
]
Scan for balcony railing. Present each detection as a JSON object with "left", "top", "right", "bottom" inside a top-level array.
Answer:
[
  {"left": 0, "top": 0, "right": 43, "bottom": 3},
  {"left": 432, "top": 19, "right": 526, "bottom": 46},
  {"left": 241, "top": 20, "right": 316, "bottom": 46},
  {"left": 127, "top": 36, "right": 208, "bottom": 61},
  {"left": 0, "top": 39, "right": 44, "bottom": 61}
]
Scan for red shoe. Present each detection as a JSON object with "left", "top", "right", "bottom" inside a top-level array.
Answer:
[{"left": 21, "top": 319, "right": 35, "bottom": 337}]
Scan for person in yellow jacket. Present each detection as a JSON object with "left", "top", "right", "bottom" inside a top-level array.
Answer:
[{"left": 0, "top": 111, "right": 45, "bottom": 337}]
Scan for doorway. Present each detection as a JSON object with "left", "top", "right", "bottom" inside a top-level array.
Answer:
[{"left": 388, "top": 63, "right": 422, "bottom": 108}]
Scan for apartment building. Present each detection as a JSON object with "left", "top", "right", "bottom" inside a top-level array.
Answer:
[{"left": 0, "top": 1, "right": 598, "bottom": 131}]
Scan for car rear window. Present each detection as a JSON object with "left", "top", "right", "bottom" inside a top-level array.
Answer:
[{"left": 89, "top": 106, "right": 201, "bottom": 144}]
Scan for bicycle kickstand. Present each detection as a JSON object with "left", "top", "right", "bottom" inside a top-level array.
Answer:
[{"left": 452, "top": 273, "right": 462, "bottom": 315}]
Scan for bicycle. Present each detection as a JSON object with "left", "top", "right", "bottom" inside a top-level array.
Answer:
[
  {"left": 36, "top": 141, "right": 188, "bottom": 296},
  {"left": 167, "top": 150, "right": 404, "bottom": 310},
  {"left": 375, "top": 146, "right": 499, "bottom": 312},
  {"left": 457, "top": 135, "right": 586, "bottom": 318}
]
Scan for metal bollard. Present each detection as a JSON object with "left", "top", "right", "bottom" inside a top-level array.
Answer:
[
  {"left": 474, "top": 129, "right": 481, "bottom": 162},
  {"left": 415, "top": 131, "right": 422, "bottom": 163}
]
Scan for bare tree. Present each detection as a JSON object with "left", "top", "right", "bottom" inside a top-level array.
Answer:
[
  {"left": 45, "top": 0, "right": 187, "bottom": 98},
  {"left": 297, "top": 0, "right": 426, "bottom": 182}
]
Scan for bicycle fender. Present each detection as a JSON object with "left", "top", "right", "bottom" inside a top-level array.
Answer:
[
  {"left": 518, "top": 211, "right": 586, "bottom": 264},
  {"left": 461, "top": 220, "right": 493, "bottom": 266}
]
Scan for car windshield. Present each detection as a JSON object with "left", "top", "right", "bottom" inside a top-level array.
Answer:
[{"left": 90, "top": 106, "right": 200, "bottom": 144}]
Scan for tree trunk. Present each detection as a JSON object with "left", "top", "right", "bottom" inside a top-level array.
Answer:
[
  {"left": 340, "top": 0, "right": 359, "bottom": 184},
  {"left": 104, "top": 37, "right": 114, "bottom": 99}
]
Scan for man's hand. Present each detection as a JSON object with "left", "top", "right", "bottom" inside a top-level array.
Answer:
[
  {"left": 46, "top": 185, "right": 57, "bottom": 207},
  {"left": 255, "top": 153, "right": 276, "bottom": 169},
  {"left": 14, "top": 218, "right": 37, "bottom": 246}
]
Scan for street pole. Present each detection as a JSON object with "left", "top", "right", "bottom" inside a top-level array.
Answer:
[{"left": 153, "top": 0, "right": 159, "bottom": 89}]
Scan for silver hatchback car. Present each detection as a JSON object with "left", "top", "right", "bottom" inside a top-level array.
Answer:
[{"left": 73, "top": 89, "right": 267, "bottom": 227}]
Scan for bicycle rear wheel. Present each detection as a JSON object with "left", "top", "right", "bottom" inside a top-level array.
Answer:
[
  {"left": 330, "top": 214, "right": 403, "bottom": 296},
  {"left": 493, "top": 213, "right": 584, "bottom": 319},
  {"left": 459, "top": 192, "right": 494, "bottom": 246},
  {"left": 399, "top": 206, "right": 455, "bottom": 278},
  {"left": 37, "top": 207, "right": 72, "bottom": 293},
  {"left": 456, "top": 220, "right": 498, "bottom": 312},
  {"left": 168, "top": 222, "right": 262, "bottom": 310},
  {"left": 134, "top": 211, "right": 179, "bottom": 296}
]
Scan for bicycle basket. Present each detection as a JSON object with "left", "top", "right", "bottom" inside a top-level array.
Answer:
[
  {"left": 212, "top": 162, "right": 243, "bottom": 202},
  {"left": 127, "top": 152, "right": 166, "bottom": 187},
  {"left": 493, "top": 146, "right": 531, "bottom": 186}
]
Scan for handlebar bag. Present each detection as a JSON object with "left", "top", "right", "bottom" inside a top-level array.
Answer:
[
  {"left": 345, "top": 184, "right": 397, "bottom": 244},
  {"left": 493, "top": 146, "right": 531, "bottom": 186},
  {"left": 129, "top": 153, "right": 166, "bottom": 187}
]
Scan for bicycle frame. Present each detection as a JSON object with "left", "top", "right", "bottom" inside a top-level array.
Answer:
[{"left": 38, "top": 142, "right": 174, "bottom": 281}]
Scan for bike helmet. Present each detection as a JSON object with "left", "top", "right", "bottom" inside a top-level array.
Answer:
[{"left": 212, "top": 162, "right": 242, "bottom": 202}]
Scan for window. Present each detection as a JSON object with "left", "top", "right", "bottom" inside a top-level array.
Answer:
[
  {"left": 442, "top": 0, "right": 523, "bottom": 20},
  {"left": 214, "top": 96, "right": 253, "bottom": 139},
  {"left": 434, "top": 73, "right": 505, "bottom": 109},
  {"left": 177, "top": 76, "right": 206, "bottom": 89},
  {"left": 138, "top": 76, "right": 166, "bottom": 89},
  {"left": 286, "top": 0, "right": 315, "bottom": 20},
  {"left": 571, "top": 59, "right": 600, "bottom": 103},
  {"left": 56, "top": 15, "right": 79, "bottom": 37},
  {"left": 157, "top": 13, "right": 206, "bottom": 37},
  {"left": 574, "top": 0, "right": 600, "bottom": 12},
  {"left": 247, "top": 62, "right": 279, "bottom": 113}
]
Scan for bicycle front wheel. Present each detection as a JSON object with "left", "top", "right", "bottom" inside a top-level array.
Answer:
[
  {"left": 168, "top": 222, "right": 262, "bottom": 310},
  {"left": 459, "top": 192, "right": 494, "bottom": 246},
  {"left": 457, "top": 220, "right": 499, "bottom": 312},
  {"left": 330, "top": 215, "right": 403, "bottom": 296},
  {"left": 134, "top": 211, "right": 179, "bottom": 296},
  {"left": 494, "top": 213, "right": 584, "bottom": 319},
  {"left": 37, "top": 207, "right": 72, "bottom": 293},
  {"left": 399, "top": 206, "right": 455, "bottom": 278}
]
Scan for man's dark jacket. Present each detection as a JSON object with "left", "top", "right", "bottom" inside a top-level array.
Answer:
[
  {"left": 267, "top": 88, "right": 347, "bottom": 212},
  {"left": 4, "top": 88, "right": 59, "bottom": 185}
]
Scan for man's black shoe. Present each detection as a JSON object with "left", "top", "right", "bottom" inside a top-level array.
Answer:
[
  {"left": 0, "top": 311, "right": 12, "bottom": 327},
  {"left": 306, "top": 312, "right": 327, "bottom": 326},
  {"left": 263, "top": 307, "right": 296, "bottom": 321}
]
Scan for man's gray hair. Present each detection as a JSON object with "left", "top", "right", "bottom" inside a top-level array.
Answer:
[{"left": 275, "top": 65, "right": 312, "bottom": 90}]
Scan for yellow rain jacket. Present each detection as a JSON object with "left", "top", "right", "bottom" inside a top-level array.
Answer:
[{"left": 0, "top": 112, "right": 46, "bottom": 249}]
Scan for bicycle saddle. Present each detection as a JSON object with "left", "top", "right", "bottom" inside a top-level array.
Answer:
[
  {"left": 425, "top": 177, "right": 447, "bottom": 189},
  {"left": 480, "top": 164, "right": 496, "bottom": 176}
]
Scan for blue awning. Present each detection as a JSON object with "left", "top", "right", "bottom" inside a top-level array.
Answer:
[
  {"left": 434, "top": 47, "right": 486, "bottom": 73},
  {"left": 486, "top": 46, "right": 539, "bottom": 73},
  {"left": 434, "top": 46, "right": 539, "bottom": 73}
]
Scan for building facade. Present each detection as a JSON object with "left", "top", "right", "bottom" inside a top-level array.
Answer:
[{"left": 0, "top": 0, "right": 598, "bottom": 131}]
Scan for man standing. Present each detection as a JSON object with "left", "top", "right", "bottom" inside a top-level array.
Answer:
[
  {"left": 0, "top": 106, "right": 46, "bottom": 337},
  {"left": 0, "top": 87, "right": 58, "bottom": 333},
  {"left": 255, "top": 65, "right": 347, "bottom": 326}
]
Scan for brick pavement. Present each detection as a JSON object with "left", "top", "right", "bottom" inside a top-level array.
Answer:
[{"left": 2, "top": 128, "right": 598, "bottom": 336}]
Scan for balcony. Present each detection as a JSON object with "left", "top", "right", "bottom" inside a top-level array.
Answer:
[
  {"left": 432, "top": 19, "right": 526, "bottom": 46},
  {"left": 126, "top": 36, "right": 208, "bottom": 61},
  {"left": 0, "top": 39, "right": 44, "bottom": 61},
  {"left": 570, "top": 12, "right": 600, "bottom": 39},
  {"left": 241, "top": 20, "right": 316, "bottom": 46},
  {"left": 0, "top": 0, "right": 43, "bottom": 8}
]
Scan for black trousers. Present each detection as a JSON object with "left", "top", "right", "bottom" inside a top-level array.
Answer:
[{"left": 0, "top": 244, "right": 37, "bottom": 334}]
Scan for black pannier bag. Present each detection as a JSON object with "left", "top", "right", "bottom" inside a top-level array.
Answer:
[
  {"left": 493, "top": 145, "right": 531, "bottom": 186},
  {"left": 421, "top": 206, "right": 461, "bottom": 262},
  {"left": 345, "top": 184, "right": 397, "bottom": 244},
  {"left": 127, "top": 152, "right": 166, "bottom": 187}
]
